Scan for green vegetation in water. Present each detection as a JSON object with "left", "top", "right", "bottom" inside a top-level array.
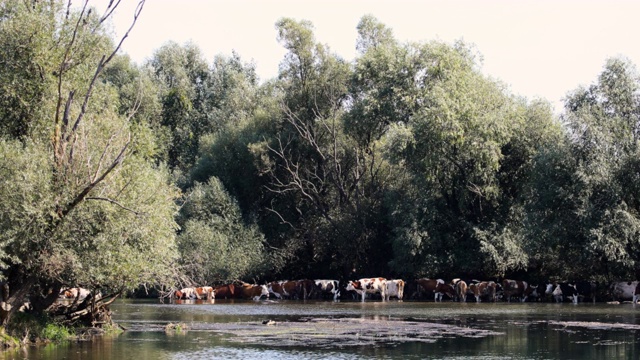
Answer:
[
  {"left": 0, "top": 328, "right": 20, "bottom": 349},
  {"left": 5, "top": 313, "right": 72, "bottom": 345},
  {"left": 165, "top": 323, "right": 188, "bottom": 333}
]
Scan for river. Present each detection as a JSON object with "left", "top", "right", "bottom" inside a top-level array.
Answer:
[{"left": 3, "top": 299, "right": 640, "bottom": 359}]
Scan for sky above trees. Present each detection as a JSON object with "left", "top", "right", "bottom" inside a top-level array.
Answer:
[{"left": 98, "top": 0, "right": 640, "bottom": 114}]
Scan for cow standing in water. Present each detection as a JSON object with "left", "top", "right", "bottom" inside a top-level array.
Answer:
[
  {"left": 240, "top": 283, "right": 269, "bottom": 300},
  {"left": 315, "top": 280, "right": 340, "bottom": 301},
  {"left": 346, "top": 278, "right": 387, "bottom": 302},
  {"left": 468, "top": 281, "right": 498, "bottom": 302},
  {"left": 385, "top": 279, "right": 405, "bottom": 301},
  {"left": 195, "top": 286, "right": 215, "bottom": 300},
  {"left": 214, "top": 284, "right": 241, "bottom": 299},
  {"left": 297, "top": 279, "right": 317, "bottom": 300},
  {"left": 502, "top": 279, "right": 535, "bottom": 302},
  {"left": 451, "top": 279, "right": 468, "bottom": 302},
  {"left": 611, "top": 281, "right": 638, "bottom": 302},
  {"left": 268, "top": 280, "right": 299, "bottom": 299},
  {"left": 415, "top": 279, "right": 456, "bottom": 302}
]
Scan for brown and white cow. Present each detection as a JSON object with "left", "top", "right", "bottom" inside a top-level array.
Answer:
[
  {"left": 60, "top": 287, "right": 92, "bottom": 301},
  {"left": 267, "top": 281, "right": 286, "bottom": 299},
  {"left": 315, "top": 280, "right": 340, "bottom": 301},
  {"left": 502, "top": 279, "right": 534, "bottom": 302},
  {"left": 416, "top": 279, "right": 456, "bottom": 302},
  {"left": 195, "top": 286, "right": 215, "bottom": 300},
  {"left": 451, "top": 279, "right": 468, "bottom": 302},
  {"left": 468, "top": 281, "right": 498, "bottom": 302},
  {"left": 240, "top": 283, "right": 269, "bottom": 300},
  {"left": 175, "top": 287, "right": 198, "bottom": 300},
  {"left": 346, "top": 278, "right": 387, "bottom": 302},
  {"left": 268, "top": 280, "right": 299, "bottom": 299},
  {"left": 385, "top": 279, "right": 405, "bottom": 301}
]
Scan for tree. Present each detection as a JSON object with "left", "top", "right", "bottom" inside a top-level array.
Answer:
[
  {"left": 527, "top": 57, "right": 640, "bottom": 280},
  {"left": 0, "top": 0, "right": 179, "bottom": 327},
  {"left": 176, "top": 178, "right": 266, "bottom": 284}
]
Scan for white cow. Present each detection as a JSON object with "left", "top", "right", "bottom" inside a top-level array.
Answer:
[
  {"left": 611, "top": 281, "right": 638, "bottom": 302},
  {"left": 385, "top": 279, "right": 405, "bottom": 301},
  {"left": 346, "top": 278, "right": 387, "bottom": 302}
]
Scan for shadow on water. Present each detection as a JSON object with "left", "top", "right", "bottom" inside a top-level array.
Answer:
[{"left": 4, "top": 300, "right": 640, "bottom": 359}]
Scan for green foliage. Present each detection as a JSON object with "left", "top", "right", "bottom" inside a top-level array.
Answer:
[
  {"left": 41, "top": 323, "right": 72, "bottom": 343},
  {"left": 177, "top": 178, "right": 266, "bottom": 283},
  {"left": 7, "top": 313, "right": 71, "bottom": 343}
]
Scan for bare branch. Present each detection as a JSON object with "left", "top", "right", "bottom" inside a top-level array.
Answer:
[
  {"left": 60, "top": 138, "right": 130, "bottom": 218},
  {"left": 66, "top": 0, "right": 145, "bottom": 143},
  {"left": 85, "top": 197, "right": 141, "bottom": 215}
]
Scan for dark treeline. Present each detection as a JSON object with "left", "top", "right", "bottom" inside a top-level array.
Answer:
[{"left": 1, "top": 1, "right": 640, "bottom": 329}]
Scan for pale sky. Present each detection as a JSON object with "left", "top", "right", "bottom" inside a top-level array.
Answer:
[{"left": 97, "top": 0, "right": 640, "bottom": 113}]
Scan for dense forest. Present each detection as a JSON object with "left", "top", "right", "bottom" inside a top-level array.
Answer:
[{"left": 2, "top": 0, "right": 640, "bottom": 329}]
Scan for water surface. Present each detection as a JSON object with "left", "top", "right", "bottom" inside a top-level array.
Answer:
[{"left": 4, "top": 299, "right": 640, "bottom": 359}]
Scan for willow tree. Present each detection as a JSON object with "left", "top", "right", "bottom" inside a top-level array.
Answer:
[
  {"left": 379, "top": 35, "right": 560, "bottom": 278},
  {"left": 0, "top": 1, "right": 179, "bottom": 327},
  {"left": 526, "top": 57, "right": 640, "bottom": 280}
]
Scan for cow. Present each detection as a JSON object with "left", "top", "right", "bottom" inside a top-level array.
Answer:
[
  {"left": 385, "top": 279, "right": 405, "bottom": 301},
  {"left": 575, "top": 281, "right": 597, "bottom": 303},
  {"left": 297, "top": 279, "right": 317, "bottom": 300},
  {"left": 415, "top": 279, "right": 456, "bottom": 302},
  {"left": 315, "top": 280, "right": 340, "bottom": 301},
  {"left": 468, "top": 281, "right": 498, "bottom": 302},
  {"left": 268, "top": 281, "right": 299, "bottom": 299},
  {"left": 502, "top": 280, "right": 535, "bottom": 302},
  {"left": 550, "top": 282, "right": 578, "bottom": 304},
  {"left": 175, "top": 287, "right": 198, "bottom": 300},
  {"left": 451, "top": 279, "right": 468, "bottom": 302},
  {"left": 516, "top": 283, "right": 545, "bottom": 302},
  {"left": 611, "top": 281, "right": 638, "bottom": 302},
  {"left": 345, "top": 278, "right": 387, "bottom": 302},
  {"left": 240, "top": 283, "right": 269, "bottom": 300},
  {"left": 213, "top": 284, "right": 240, "bottom": 299},
  {"left": 195, "top": 286, "right": 215, "bottom": 300},
  {"left": 267, "top": 281, "right": 286, "bottom": 299},
  {"left": 60, "top": 287, "right": 92, "bottom": 301}
]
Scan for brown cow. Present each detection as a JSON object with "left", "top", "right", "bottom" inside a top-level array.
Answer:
[
  {"left": 468, "top": 281, "right": 498, "bottom": 302},
  {"left": 214, "top": 284, "right": 240, "bottom": 299},
  {"left": 416, "top": 279, "right": 456, "bottom": 302},
  {"left": 297, "top": 279, "right": 317, "bottom": 300}
]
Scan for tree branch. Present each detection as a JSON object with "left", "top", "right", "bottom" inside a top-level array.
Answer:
[{"left": 85, "top": 197, "right": 140, "bottom": 215}]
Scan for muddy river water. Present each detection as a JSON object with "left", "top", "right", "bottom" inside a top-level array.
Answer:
[{"left": 4, "top": 299, "right": 640, "bottom": 359}]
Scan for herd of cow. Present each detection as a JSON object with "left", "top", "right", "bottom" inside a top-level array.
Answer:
[{"left": 172, "top": 278, "right": 640, "bottom": 304}]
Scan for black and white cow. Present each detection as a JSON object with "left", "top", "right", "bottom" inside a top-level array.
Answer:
[{"left": 315, "top": 279, "right": 340, "bottom": 301}]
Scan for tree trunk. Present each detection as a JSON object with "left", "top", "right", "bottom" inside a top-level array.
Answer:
[{"left": 0, "top": 276, "right": 36, "bottom": 327}]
